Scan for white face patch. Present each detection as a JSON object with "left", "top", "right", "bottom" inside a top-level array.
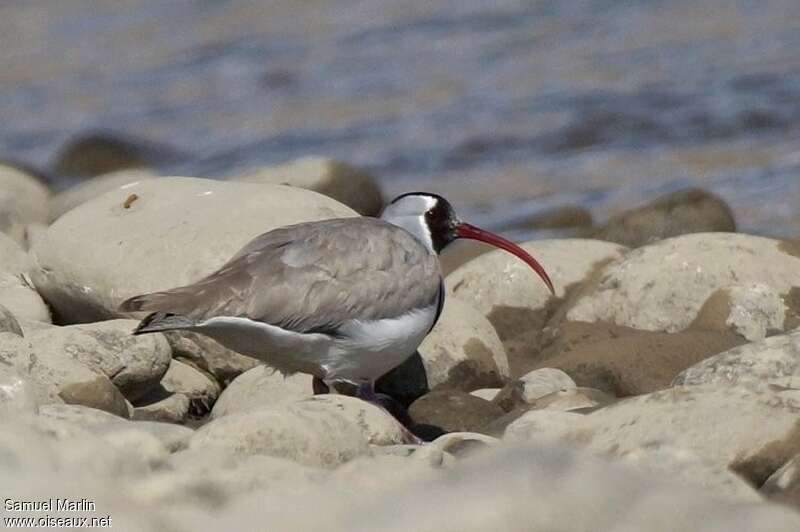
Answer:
[{"left": 380, "top": 195, "right": 438, "bottom": 253}]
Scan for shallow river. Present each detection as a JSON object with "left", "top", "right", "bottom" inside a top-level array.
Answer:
[{"left": 1, "top": 0, "right": 799, "bottom": 239}]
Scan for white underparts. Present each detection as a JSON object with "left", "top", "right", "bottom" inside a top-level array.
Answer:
[{"left": 194, "top": 303, "right": 438, "bottom": 383}]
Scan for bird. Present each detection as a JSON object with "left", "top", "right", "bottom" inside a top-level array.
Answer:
[{"left": 120, "top": 192, "right": 554, "bottom": 407}]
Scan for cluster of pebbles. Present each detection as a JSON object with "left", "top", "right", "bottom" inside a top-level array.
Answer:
[{"left": 2, "top": 138, "right": 800, "bottom": 531}]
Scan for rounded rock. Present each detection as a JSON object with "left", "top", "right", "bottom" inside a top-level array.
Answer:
[
  {"left": 211, "top": 364, "right": 313, "bottom": 419},
  {"left": 0, "top": 271, "right": 51, "bottom": 323},
  {"left": 417, "top": 298, "right": 510, "bottom": 391},
  {"left": 566, "top": 233, "right": 800, "bottom": 333},
  {"left": 673, "top": 331, "right": 800, "bottom": 391},
  {"left": 50, "top": 169, "right": 156, "bottom": 221},
  {"left": 231, "top": 156, "right": 383, "bottom": 216},
  {"left": 157, "top": 358, "right": 220, "bottom": 416},
  {"left": 295, "top": 394, "right": 408, "bottom": 446},
  {"left": 409, "top": 390, "right": 505, "bottom": 440},
  {"left": 593, "top": 188, "right": 736, "bottom": 248},
  {"left": 0, "top": 164, "right": 50, "bottom": 244},
  {"left": 189, "top": 402, "right": 371, "bottom": 468},
  {"left": 447, "top": 239, "right": 628, "bottom": 340},
  {"left": 0, "top": 332, "right": 129, "bottom": 417},
  {"left": 26, "top": 319, "right": 171, "bottom": 402}
]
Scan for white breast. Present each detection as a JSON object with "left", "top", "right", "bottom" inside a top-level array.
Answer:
[{"left": 325, "top": 303, "right": 439, "bottom": 383}]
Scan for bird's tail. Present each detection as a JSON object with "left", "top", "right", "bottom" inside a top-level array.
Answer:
[{"left": 131, "top": 311, "right": 196, "bottom": 335}]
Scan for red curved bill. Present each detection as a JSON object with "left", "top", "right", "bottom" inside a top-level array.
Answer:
[{"left": 456, "top": 222, "right": 555, "bottom": 295}]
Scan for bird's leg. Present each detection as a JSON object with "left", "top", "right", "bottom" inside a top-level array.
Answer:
[
  {"left": 356, "top": 382, "right": 424, "bottom": 445},
  {"left": 312, "top": 376, "right": 330, "bottom": 395}
]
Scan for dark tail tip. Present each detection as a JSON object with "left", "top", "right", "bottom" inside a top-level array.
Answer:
[{"left": 133, "top": 312, "right": 194, "bottom": 335}]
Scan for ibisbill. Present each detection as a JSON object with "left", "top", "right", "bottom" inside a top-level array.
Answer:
[{"left": 120, "top": 192, "right": 554, "bottom": 407}]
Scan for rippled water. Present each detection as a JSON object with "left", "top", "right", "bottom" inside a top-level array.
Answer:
[{"left": 1, "top": 0, "right": 799, "bottom": 238}]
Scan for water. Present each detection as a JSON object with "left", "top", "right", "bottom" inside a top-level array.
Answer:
[{"left": 1, "top": 0, "right": 799, "bottom": 238}]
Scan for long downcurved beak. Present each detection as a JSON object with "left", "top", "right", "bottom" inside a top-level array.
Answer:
[{"left": 456, "top": 222, "right": 555, "bottom": 295}]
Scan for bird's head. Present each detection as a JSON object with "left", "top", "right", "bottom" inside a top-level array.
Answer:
[{"left": 381, "top": 192, "right": 554, "bottom": 294}]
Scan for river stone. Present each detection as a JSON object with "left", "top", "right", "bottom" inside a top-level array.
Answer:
[
  {"left": 673, "top": 331, "right": 800, "bottom": 391},
  {"left": 531, "top": 387, "right": 616, "bottom": 412},
  {"left": 428, "top": 432, "right": 500, "bottom": 459},
  {"left": 762, "top": 453, "right": 800, "bottom": 507},
  {"left": 0, "top": 332, "right": 129, "bottom": 416},
  {"left": 0, "top": 303, "right": 23, "bottom": 336},
  {"left": 31, "top": 177, "right": 356, "bottom": 323},
  {"left": 0, "top": 271, "right": 51, "bottom": 323},
  {"left": 0, "top": 231, "right": 29, "bottom": 274},
  {"left": 50, "top": 169, "right": 157, "bottom": 221},
  {"left": 507, "top": 384, "right": 800, "bottom": 486},
  {"left": 294, "top": 395, "right": 408, "bottom": 446},
  {"left": 165, "top": 331, "right": 259, "bottom": 385},
  {"left": 231, "top": 156, "right": 383, "bottom": 216},
  {"left": 0, "top": 364, "right": 39, "bottom": 415},
  {"left": 690, "top": 283, "right": 795, "bottom": 341},
  {"left": 0, "top": 164, "right": 50, "bottom": 244},
  {"left": 447, "top": 239, "right": 627, "bottom": 340},
  {"left": 530, "top": 321, "right": 745, "bottom": 396},
  {"left": 409, "top": 390, "right": 505, "bottom": 440},
  {"left": 615, "top": 442, "right": 760, "bottom": 501},
  {"left": 53, "top": 131, "right": 155, "bottom": 177},
  {"left": 470, "top": 388, "right": 501, "bottom": 401},
  {"left": 159, "top": 358, "right": 220, "bottom": 416},
  {"left": 211, "top": 364, "right": 313, "bottom": 419},
  {"left": 136, "top": 450, "right": 326, "bottom": 508},
  {"left": 594, "top": 188, "right": 736, "bottom": 248},
  {"left": 504, "top": 409, "right": 587, "bottom": 443},
  {"left": 189, "top": 401, "right": 371, "bottom": 468},
  {"left": 566, "top": 233, "right": 800, "bottom": 333},
  {"left": 26, "top": 319, "right": 171, "bottom": 402},
  {"left": 133, "top": 392, "right": 191, "bottom": 424},
  {"left": 192, "top": 443, "right": 800, "bottom": 532},
  {"left": 417, "top": 298, "right": 509, "bottom": 391},
  {"left": 493, "top": 368, "right": 576, "bottom": 411}
]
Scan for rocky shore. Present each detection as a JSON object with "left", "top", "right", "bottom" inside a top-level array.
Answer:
[{"left": 2, "top": 148, "right": 800, "bottom": 531}]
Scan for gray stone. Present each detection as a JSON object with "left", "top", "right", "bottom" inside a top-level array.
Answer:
[
  {"left": 133, "top": 393, "right": 190, "bottom": 424},
  {"left": 0, "top": 364, "right": 39, "bottom": 416},
  {"left": 211, "top": 364, "right": 313, "bottom": 419},
  {"left": 493, "top": 367, "right": 576, "bottom": 411},
  {"left": 26, "top": 319, "right": 171, "bottom": 402},
  {"left": 409, "top": 390, "right": 505, "bottom": 439},
  {"left": 762, "top": 453, "right": 800, "bottom": 507},
  {"left": 189, "top": 400, "right": 371, "bottom": 468},
  {"left": 469, "top": 388, "right": 501, "bottom": 401},
  {"left": 187, "top": 444, "right": 800, "bottom": 532},
  {"left": 0, "top": 231, "right": 29, "bottom": 274},
  {"left": 0, "top": 164, "right": 50, "bottom": 245},
  {"left": 165, "top": 331, "right": 259, "bottom": 386},
  {"left": 159, "top": 358, "right": 220, "bottom": 416},
  {"left": 673, "top": 331, "right": 800, "bottom": 391},
  {"left": 295, "top": 395, "right": 408, "bottom": 446},
  {"left": 231, "top": 156, "right": 383, "bottom": 216},
  {"left": 566, "top": 233, "right": 800, "bottom": 333},
  {"left": 447, "top": 239, "right": 628, "bottom": 340},
  {"left": 506, "top": 384, "right": 800, "bottom": 486},
  {"left": 0, "top": 271, "right": 51, "bottom": 323},
  {"left": 50, "top": 169, "right": 156, "bottom": 221},
  {"left": 691, "top": 283, "right": 795, "bottom": 341},
  {"left": 417, "top": 298, "right": 509, "bottom": 391},
  {"left": 594, "top": 188, "right": 736, "bottom": 248},
  {"left": 0, "top": 332, "right": 129, "bottom": 416},
  {"left": 0, "top": 303, "right": 23, "bottom": 336}
]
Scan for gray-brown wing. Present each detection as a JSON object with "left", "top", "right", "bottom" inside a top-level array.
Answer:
[{"left": 121, "top": 218, "right": 442, "bottom": 334}]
